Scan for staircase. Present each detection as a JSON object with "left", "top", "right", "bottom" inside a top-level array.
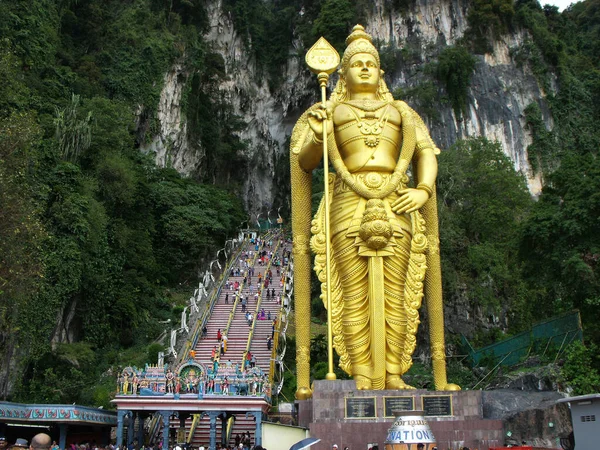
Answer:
[
  {"left": 179, "top": 230, "right": 292, "bottom": 448},
  {"left": 187, "top": 414, "right": 258, "bottom": 449}
]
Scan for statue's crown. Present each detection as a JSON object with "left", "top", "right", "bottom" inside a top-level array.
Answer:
[{"left": 342, "top": 25, "right": 380, "bottom": 70}]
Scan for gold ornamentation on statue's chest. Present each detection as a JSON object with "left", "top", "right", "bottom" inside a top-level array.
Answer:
[{"left": 347, "top": 102, "right": 390, "bottom": 148}]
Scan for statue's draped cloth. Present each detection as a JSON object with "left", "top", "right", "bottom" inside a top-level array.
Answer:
[{"left": 311, "top": 170, "right": 428, "bottom": 389}]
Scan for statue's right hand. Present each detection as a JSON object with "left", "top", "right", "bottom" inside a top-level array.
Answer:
[{"left": 307, "top": 103, "right": 333, "bottom": 140}]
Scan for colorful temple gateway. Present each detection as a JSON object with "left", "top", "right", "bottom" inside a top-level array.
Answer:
[{"left": 113, "top": 361, "right": 271, "bottom": 450}]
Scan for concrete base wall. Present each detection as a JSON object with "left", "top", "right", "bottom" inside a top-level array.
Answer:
[{"left": 298, "top": 380, "right": 504, "bottom": 450}]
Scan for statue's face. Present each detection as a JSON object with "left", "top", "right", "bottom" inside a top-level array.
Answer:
[{"left": 344, "top": 53, "right": 380, "bottom": 94}]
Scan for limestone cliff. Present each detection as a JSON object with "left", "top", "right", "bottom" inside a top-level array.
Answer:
[{"left": 142, "top": 0, "right": 553, "bottom": 210}]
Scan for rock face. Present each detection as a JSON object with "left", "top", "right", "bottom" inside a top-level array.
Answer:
[
  {"left": 143, "top": 0, "right": 552, "bottom": 210},
  {"left": 483, "top": 389, "right": 572, "bottom": 447},
  {"left": 141, "top": 64, "right": 199, "bottom": 177}
]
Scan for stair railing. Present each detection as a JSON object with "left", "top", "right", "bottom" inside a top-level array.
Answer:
[
  {"left": 241, "top": 235, "right": 282, "bottom": 372},
  {"left": 225, "top": 416, "right": 235, "bottom": 446},
  {"left": 177, "top": 236, "right": 248, "bottom": 365},
  {"left": 147, "top": 412, "right": 163, "bottom": 445},
  {"left": 223, "top": 238, "right": 265, "bottom": 336},
  {"left": 270, "top": 246, "right": 292, "bottom": 390},
  {"left": 186, "top": 413, "right": 201, "bottom": 444}
]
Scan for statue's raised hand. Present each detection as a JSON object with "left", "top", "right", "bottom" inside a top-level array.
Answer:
[
  {"left": 391, "top": 188, "right": 429, "bottom": 214},
  {"left": 307, "top": 102, "right": 334, "bottom": 140}
]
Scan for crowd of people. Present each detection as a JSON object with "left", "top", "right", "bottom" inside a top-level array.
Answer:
[
  {"left": 0, "top": 434, "right": 57, "bottom": 450},
  {"left": 170, "top": 441, "right": 269, "bottom": 450}
]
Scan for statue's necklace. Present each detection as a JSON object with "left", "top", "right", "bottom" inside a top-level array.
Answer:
[
  {"left": 344, "top": 99, "right": 387, "bottom": 111},
  {"left": 328, "top": 101, "right": 416, "bottom": 200},
  {"left": 345, "top": 102, "right": 391, "bottom": 148}
]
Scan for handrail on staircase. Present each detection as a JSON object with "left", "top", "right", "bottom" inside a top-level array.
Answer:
[
  {"left": 147, "top": 412, "right": 162, "bottom": 446},
  {"left": 225, "top": 416, "right": 235, "bottom": 447},
  {"left": 224, "top": 237, "right": 266, "bottom": 336},
  {"left": 177, "top": 236, "right": 249, "bottom": 365},
  {"left": 241, "top": 235, "right": 282, "bottom": 373},
  {"left": 186, "top": 413, "right": 201, "bottom": 444},
  {"left": 269, "top": 252, "right": 292, "bottom": 384}
]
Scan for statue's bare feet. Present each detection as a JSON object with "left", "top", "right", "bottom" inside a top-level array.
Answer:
[
  {"left": 355, "top": 376, "right": 372, "bottom": 390},
  {"left": 386, "top": 375, "right": 415, "bottom": 390}
]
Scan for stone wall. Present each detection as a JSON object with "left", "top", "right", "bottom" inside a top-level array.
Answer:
[
  {"left": 299, "top": 380, "right": 504, "bottom": 450},
  {"left": 297, "top": 380, "right": 571, "bottom": 450}
]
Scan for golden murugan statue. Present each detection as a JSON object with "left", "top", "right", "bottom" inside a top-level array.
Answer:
[{"left": 290, "top": 25, "right": 460, "bottom": 397}]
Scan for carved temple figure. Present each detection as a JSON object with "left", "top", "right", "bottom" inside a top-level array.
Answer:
[
  {"left": 165, "top": 369, "right": 174, "bottom": 394},
  {"left": 122, "top": 373, "right": 129, "bottom": 395},
  {"left": 291, "top": 25, "right": 460, "bottom": 396},
  {"left": 132, "top": 372, "right": 139, "bottom": 395}
]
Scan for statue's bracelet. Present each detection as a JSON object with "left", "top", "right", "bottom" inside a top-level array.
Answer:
[{"left": 416, "top": 183, "right": 434, "bottom": 198}]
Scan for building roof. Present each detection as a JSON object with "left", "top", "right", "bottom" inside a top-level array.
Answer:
[
  {"left": 556, "top": 393, "right": 600, "bottom": 404},
  {"left": 0, "top": 402, "right": 117, "bottom": 426}
]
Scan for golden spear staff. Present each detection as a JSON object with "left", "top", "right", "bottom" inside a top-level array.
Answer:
[{"left": 305, "top": 37, "right": 340, "bottom": 380}]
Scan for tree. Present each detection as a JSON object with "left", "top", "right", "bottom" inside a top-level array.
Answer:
[{"left": 438, "top": 138, "right": 533, "bottom": 324}]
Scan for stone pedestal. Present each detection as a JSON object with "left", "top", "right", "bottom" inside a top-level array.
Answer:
[{"left": 297, "top": 380, "right": 504, "bottom": 450}]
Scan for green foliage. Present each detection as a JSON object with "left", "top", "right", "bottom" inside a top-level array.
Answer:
[
  {"left": 465, "top": 0, "right": 515, "bottom": 54},
  {"left": 2, "top": 0, "right": 600, "bottom": 408},
  {"left": 54, "top": 94, "right": 92, "bottom": 162},
  {"left": 446, "top": 358, "right": 478, "bottom": 388},
  {"left": 565, "top": 0, "right": 600, "bottom": 66},
  {"left": 311, "top": 0, "right": 358, "bottom": 53},
  {"left": 471, "top": 328, "right": 510, "bottom": 348},
  {"left": 68, "top": 0, "right": 176, "bottom": 106},
  {"left": 438, "top": 138, "right": 534, "bottom": 323},
  {"left": 560, "top": 341, "right": 600, "bottom": 395},
  {"left": 222, "top": 0, "right": 369, "bottom": 87},
  {"left": 510, "top": 38, "right": 551, "bottom": 89},
  {"left": 520, "top": 151, "right": 600, "bottom": 343},
  {"left": 147, "top": 343, "right": 165, "bottom": 364},
  {"left": 523, "top": 102, "right": 556, "bottom": 173},
  {"left": 221, "top": 0, "right": 298, "bottom": 89},
  {"left": 18, "top": 343, "right": 96, "bottom": 404},
  {"left": 0, "top": 44, "right": 32, "bottom": 116},
  {"left": 0, "top": 111, "right": 46, "bottom": 374},
  {"left": 513, "top": 2, "right": 600, "bottom": 349},
  {"left": 515, "top": 0, "right": 565, "bottom": 69},
  {"left": 0, "top": 0, "right": 248, "bottom": 404},
  {"left": 405, "top": 358, "right": 477, "bottom": 389},
  {"left": 277, "top": 333, "right": 297, "bottom": 401},
  {"left": 308, "top": 334, "right": 351, "bottom": 381},
  {"left": 435, "top": 46, "right": 477, "bottom": 118},
  {"left": 393, "top": 81, "right": 440, "bottom": 121},
  {"left": 0, "top": 1, "right": 60, "bottom": 70},
  {"left": 404, "top": 362, "right": 434, "bottom": 389}
]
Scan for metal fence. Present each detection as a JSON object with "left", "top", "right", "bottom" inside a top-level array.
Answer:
[{"left": 462, "top": 310, "right": 583, "bottom": 367}]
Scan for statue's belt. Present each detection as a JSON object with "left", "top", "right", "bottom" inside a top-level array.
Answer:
[
  {"left": 328, "top": 174, "right": 412, "bottom": 240},
  {"left": 333, "top": 171, "right": 405, "bottom": 195}
]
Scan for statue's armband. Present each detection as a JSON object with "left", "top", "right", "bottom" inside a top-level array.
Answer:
[{"left": 415, "top": 127, "right": 439, "bottom": 156}]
